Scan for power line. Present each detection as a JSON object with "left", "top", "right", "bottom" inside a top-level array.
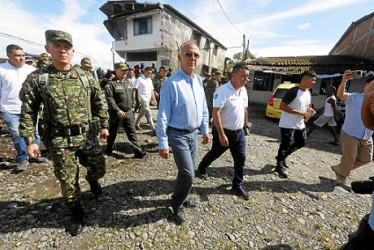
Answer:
[
  {"left": 0, "top": 32, "right": 44, "bottom": 47},
  {"left": 215, "top": 0, "right": 242, "bottom": 34}
]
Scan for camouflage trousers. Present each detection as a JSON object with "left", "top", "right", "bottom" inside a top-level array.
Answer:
[{"left": 51, "top": 133, "right": 106, "bottom": 206}]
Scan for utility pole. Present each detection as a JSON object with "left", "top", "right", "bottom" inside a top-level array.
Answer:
[{"left": 242, "top": 34, "right": 245, "bottom": 63}]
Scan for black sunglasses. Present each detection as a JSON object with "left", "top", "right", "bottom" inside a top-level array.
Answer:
[{"left": 181, "top": 52, "right": 200, "bottom": 58}]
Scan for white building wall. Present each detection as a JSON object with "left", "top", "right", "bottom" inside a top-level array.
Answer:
[
  {"left": 111, "top": 8, "right": 226, "bottom": 76},
  {"left": 114, "top": 10, "right": 163, "bottom": 52}
]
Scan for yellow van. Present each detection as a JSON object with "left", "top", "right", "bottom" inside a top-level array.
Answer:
[{"left": 265, "top": 83, "right": 299, "bottom": 119}]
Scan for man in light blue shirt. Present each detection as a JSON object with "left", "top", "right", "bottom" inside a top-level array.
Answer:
[
  {"left": 331, "top": 70, "right": 373, "bottom": 185},
  {"left": 156, "top": 40, "right": 209, "bottom": 223},
  {"left": 339, "top": 77, "right": 374, "bottom": 249}
]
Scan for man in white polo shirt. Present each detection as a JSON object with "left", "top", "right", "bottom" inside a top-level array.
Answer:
[
  {"left": 133, "top": 66, "right": 157, "bottom": 131},
  {"left": 0, "top": 44, "right": 47, "bottom": 171},
  {"left": 197, "top": 63, "right": 250, "bottom": 200}
]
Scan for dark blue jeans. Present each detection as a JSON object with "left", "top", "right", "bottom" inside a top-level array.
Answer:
[
  {"left": 2, "top": 112, "right": 41, "bottom": 162},
  {"left": 198, "top": 126, "right": 246, "bottom": 188},
  {"left": 167, "top": 128, "right": 198, "bottom": 209}
]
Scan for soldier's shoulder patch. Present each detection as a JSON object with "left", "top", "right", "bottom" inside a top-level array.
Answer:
[{"left": 214, "top": 94, "right": 218, "bottom": 99}]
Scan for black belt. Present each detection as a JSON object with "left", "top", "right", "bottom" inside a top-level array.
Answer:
[
  {"left": 52, "top": 125, "right": 88, "bottom": 136},
  {"left": 224, "top": 128, "right": 243, "bottom": 134},
  {"left": 168, "top": 126, "right": 197, "bottom": 133}
]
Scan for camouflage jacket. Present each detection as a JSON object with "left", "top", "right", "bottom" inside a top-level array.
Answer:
[
  {"left": 153, "top": 75, "right": 167, "bottom": 94},
  {"left": 205, "top": 79, "right": 219, "bottom": 98},
  {"left": 19, "top": 65, "right": 109, "bottom": 148}
]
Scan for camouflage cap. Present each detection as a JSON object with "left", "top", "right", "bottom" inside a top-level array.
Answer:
[
  {"left": 81, "top": 57, "right": 92, "bottom": 67},
  {"left": 213, "top": 71, "right": 222, "bottom": 76},
  {"left": 160, "top": 65, "right": 167, "bottom": 70},
  {"left": 114, "top": 62, "right": 129, "bottom": 71},
  {"left": 45, "top": 30, "right": 73, "bottom": 46},
  {"left": 39, "top": 53, "right": 49, "bottom": 59}
]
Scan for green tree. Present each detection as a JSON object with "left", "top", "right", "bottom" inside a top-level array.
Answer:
[{"left": 225, "top": 52, "right": 243, "bottom": 75}]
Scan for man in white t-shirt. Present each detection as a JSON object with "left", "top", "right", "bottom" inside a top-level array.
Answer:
[
  {"left": 0, "top": 44, "right": 47, "bottom": 171},
  {"left": 275, "top": 70, "right": 317, "bottom": 178},
  {"left": 133, "top": 67, "right": 157, "bottom": 131},
  {"left": 307, "top": 86, "right": 340, "bottom": 145},
  {"left": 198, "top": 63, "right": 251, "bottom": 199}
]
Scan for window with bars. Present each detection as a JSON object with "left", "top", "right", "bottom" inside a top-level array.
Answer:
[{"left": 134, "top": 17, "right": 152, "bottom": 36}]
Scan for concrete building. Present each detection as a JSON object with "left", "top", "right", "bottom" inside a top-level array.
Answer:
[{"left": 100, "top": 0, "right": 227, "bottom": 75}]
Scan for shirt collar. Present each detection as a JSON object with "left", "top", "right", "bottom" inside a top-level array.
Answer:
[{"left": 178, "top": 69, "right": 197, "bottom": 80}]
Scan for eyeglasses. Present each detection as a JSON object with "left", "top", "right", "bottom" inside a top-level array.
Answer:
[{"left": 181, "top": 52, "right": 200, "bottom": 59}]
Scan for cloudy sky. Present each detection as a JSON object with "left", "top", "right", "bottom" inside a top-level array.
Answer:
[{"left": 0, "top": 0, "right": 371, "bottom": 69}]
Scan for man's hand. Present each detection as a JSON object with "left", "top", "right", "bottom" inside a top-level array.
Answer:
[
  {"left": 304, "top": 107, "right": 316, "bottom": 118},
  {"left": 218, "top": 134, "right": 229, "bottom": 147},
  {"left": 364, "top": 81, "right": 374, "bottom": 116},
  {"left": 159, "top": 148, "right": 169, "bottom": 159},
  {"left": 342, "top": 69, "right": 354, "bottom": 82},
  {"left": 117, "top": 110, "right": 126, "bottom": 118},
  {"left": 244, "top": 127, "right": 249, "bottom": 136},
  {"left": 26, "top": 144, "right": 40, "bottom": 158},
  {"left": 202, "top": 134, "right": 210, "bottom": 144},
  {"left": 100, "top": 128, "right": 109, "bottom": 140}
]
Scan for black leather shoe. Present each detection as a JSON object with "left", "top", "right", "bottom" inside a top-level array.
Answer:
[
  {"left": 134, "top": 150, "right": 146, "bottom": 159},
  {"left": 183, "top": 199, "right": 197, "bottom": 208},
  {"left": 275, "top": 166, "right": 288, "bottom": 178},
  {"left": 276, "top": 156, "right": 288, "bottom": 168},
  {"left": 66, "top": 205, "right": 84, "bottom": 237},
  {"left": 231, "top": 187, "right": 249, "bottom": 200},
  {"left": 173, "top": 207, "right": 186, "bottom": 222},
  {"left": 86, "top": 177, "right": 103, "bottom": 197}
]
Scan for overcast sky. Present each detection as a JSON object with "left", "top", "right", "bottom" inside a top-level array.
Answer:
[{"left": 0, "top": 0, "right": 371, "bottom": 69}]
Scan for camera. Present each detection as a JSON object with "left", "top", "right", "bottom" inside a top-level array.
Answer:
[
  {"left": 351, "top": 70, "right": 363, "bottom": 79},
  {"left": 351, "top": 177, "right": 374, "bottom": 194}
]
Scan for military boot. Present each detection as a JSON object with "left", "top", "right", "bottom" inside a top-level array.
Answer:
[
  {"left": 66, "top": 204, "right": 84, "bottom": 237},
  {"left": 86, "top": 176, "right": 103, "bottom": 197}
]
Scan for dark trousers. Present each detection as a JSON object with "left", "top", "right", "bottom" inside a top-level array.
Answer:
[
  {"left": 198, "top": 126, "right": 246, "bottom": 188},
  {"left": 106, "top": 111, "right": 142, "bottom": 154},
  {"left": 277, "top": 128, "right": 306, "bottom": 161},
  {"left": 340, "top": 214, "right": 374, "bottom": 250}
]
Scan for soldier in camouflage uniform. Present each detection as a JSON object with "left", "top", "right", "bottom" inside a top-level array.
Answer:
[
  {"left": 153, "top": 65, "right": 168, "bottom": 108},
  {"left": 36, "top": 52, "right": 51, "bottom": 69},
  {"left": 105, "top": 62, "right": 146, "bottom": 158},
  {"left": 205, "top": 71, "right": 221, "bottom": 124},
  {"left": 19, "top": 30, "right": 109, "bottom": 236},
  {"left": 203, "top": 72, "right": 211, "bottom": 88}
]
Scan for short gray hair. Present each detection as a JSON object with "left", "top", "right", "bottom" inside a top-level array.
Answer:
[{"left": 179, "top": 40, "right": 199, "bottom": 54}]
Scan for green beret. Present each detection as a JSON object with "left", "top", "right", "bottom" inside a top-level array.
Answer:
[{"left": 45, "top": 30, "right": 73, "bottom": 46}]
